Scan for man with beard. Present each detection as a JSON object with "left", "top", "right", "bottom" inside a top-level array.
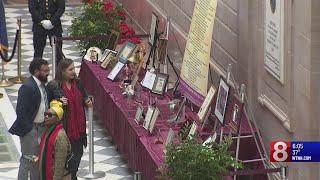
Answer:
[{"left": 9, "top": 58, "right": 50, "bottom": 180}]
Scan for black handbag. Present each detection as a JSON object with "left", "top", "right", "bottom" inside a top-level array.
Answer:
[{"left": 65, "top": 151, "right": 76, "bottom": 172}]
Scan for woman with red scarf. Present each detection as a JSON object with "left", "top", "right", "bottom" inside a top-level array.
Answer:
[{"left": 48, "top": 58, "right": 92, "bottom": 180}]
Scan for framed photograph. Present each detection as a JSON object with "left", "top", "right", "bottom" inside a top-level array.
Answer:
[
  {"left": 141, "top": 71, "right": 157, "bottom": 90},
  {"left": 143, "top": 106, "right": 154, "bottom": 130},
  {"left": 164, "top": 128, "right": 174, "bottom": 154},
  {"left": 107, "top": 30, "right": 120, "bottom": 51},
  {"left": 149, "top": 13, "right": 158, "bottom": 45},
  {"left": 202, "top": 132, "right": 217, "bottom": 147},
  {"left": 107, "top": 61, "right": 125, "bottom": 81},
  {"left": 134, "top": 104, "right": 144, "bottom": 124},
  {"left": 188, "top": 122, "right": 198, "bottom": 139},
  {"left": 149, "top": 107, "right": 160, "bottom": 133},
  {"left": 117, "top": 41, "right": 136, "bottom": 64},
  {"left": 100, "top": 51, "right": 117, "bottom": 69},
  {"left": 197, "top": 86, "right": 216, "bottom": 123},
  {"left": 152, "top": 73, "right": 169, "bottom": 95},
  {"left": 99, "top": 49, "right": 110, "bottom": 63},
  {"left": 214, "top": 77, "right": 231, "bottom": 125}
]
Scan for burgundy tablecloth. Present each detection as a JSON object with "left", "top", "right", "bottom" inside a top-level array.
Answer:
[{"left": 79, "top": 60, "right": 266, "bottom": 179}]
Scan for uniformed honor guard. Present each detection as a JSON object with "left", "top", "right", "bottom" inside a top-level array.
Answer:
[{"left": 29, "top": 0, "right": 65, "bottom": 65}]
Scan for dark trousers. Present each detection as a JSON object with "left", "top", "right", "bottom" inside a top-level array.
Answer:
[
  {"left": 70, "top": 140, "right": 84, "bottom": 180},
  {"left": 33, "top": 31, "right": 63, "bottom": 65}
]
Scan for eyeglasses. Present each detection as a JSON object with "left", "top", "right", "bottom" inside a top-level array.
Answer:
[{"left": 44, "top": 112, "right": 57, "bottom": 118}]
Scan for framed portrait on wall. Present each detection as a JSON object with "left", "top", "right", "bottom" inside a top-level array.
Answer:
[
  {"left": 117, "top": 41, "right": 137, "bottom": 64},
  {"left": 152, "top": 73, "right": 169, "bottom": 95},
  {"left": 214, "top": 77, "right": 230, "bottom": 125},
  {"left": 149, "top": 13, "right": 158, "bottom": 45}
]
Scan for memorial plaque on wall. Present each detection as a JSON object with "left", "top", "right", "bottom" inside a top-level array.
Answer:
[
  {"left": 264, "top": 0, "right": 284, "bottom": 84},
  {"left": 179, "top": 0, "right": 218, "bottom": 106}
]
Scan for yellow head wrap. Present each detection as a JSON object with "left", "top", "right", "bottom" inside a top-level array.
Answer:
[{"left": 50, "top": 100, "right": 64, "bottom": 120}]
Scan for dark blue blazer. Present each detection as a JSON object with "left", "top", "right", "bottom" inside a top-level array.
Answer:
[{"left": 9, "top": 77, "right": 50, "bottom": 137}]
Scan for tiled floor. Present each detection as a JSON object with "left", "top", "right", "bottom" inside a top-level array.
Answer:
[{"left": 0, "top": 6, "right": 133, "bottom": 179}]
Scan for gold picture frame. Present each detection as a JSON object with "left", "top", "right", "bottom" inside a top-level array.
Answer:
[
  {"left": 100, "top": 51, "right": 117, "bottom": 69},
  {"left": 107, "top": 30, "right": 120, "bottom": 51}
]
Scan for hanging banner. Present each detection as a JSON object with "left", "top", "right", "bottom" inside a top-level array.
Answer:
[
  {"left": 179, "top": 0, "right": 218, "bottom": 106},
  {"left": 0, "top": 0, "right": 8, "bottom": 54},
  {"left": 264, "top": 0, "right": 284, "bottom": 84}
]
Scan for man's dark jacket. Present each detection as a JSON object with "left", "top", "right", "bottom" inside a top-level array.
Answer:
[
  {"left": 9, "top": 77, "right": 51, "bottom": 137},
  {"left": 28, "top": 0, "right": 65, "bottom": 34}
]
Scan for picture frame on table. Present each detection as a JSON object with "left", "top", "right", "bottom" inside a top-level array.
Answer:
[
  {"left": 164, "top": 128, "right": 174, "bottom": 154},
  {"left": 99, "top": 49, "right": 110, "bottom": 63},
  {"left": 152, "top": 73, "right": 169, "bottom": 95},
  {"left": 141, "top": 71, "right": 157, "bottom": 90},
  {"left": 143, "top": 106, "right": 155, "bottom": 130},
  {"left": 149, "top": 107, "right": 160, "bottom": 133},
  {"left": 117, "top": 41, "right": 137, "bottom": 64},
  {"left": 197, "top": 86, "right": 216, "bottom": 123},
  {"left": 214, "top": 77, "right": 231, "bottom": 126},
  {"left": 149, "top": 12, "right": 158, "bottom": 45},
  {"left": 188, "top": 122, "right": 198, "bottom": 139},
  {"left": 107, "top": 61, "right": 125, "bottom": 81},
  {"left": 134, "top": 104, "right": 144, "bottom": 124},
  {"left": 100, "top": 50, "right": 117, "bottom": 69},
  {"left": 107, "top": 30, "right": 120, "bottom": 51}
]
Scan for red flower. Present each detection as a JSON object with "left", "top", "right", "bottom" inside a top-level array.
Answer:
[
  {"left": 120, "top": 22, "right": 130, "bottom": 35},
  {"left": 118, "top": 22, "right": 141, "bottom": 44},
  {"left": 117, "top": 10, "right": 126, "bottom": 20},
  {"left": 103, "top": 2, "right": 113, "bottom": 15}
]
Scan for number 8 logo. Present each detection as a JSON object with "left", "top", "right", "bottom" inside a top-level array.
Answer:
[{"left": 273, "top": 142, "right": 288, "bottom": 162}]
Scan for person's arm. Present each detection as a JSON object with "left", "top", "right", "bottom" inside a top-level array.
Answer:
[
  {"left": 28, "top": 0, "right": 44, "bottom": 25},
  {"left": 53, "top": 130, "right": 69, "bottom": 179},
  {"left": 50, "top": 0, "right": 65, "bottom": 27}
]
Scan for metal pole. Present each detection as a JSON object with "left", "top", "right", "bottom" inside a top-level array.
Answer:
[
  {"left": 78, "top": 96, "right": 105, "bottom": 179},
  {"left": 233, "top": 84, "right": 246, "bottom": 180},
  {"left": 52, "top": 36, "right": 56, "bottom": 80},
  {"left": 133, "top": 172, "right": 142, "bottom": 180},
  {"left": 9, "top": 18, "right": 26, "bottom": 84},
  {"left": 280, "top": 166, "right": 287, "bottom": 180}
]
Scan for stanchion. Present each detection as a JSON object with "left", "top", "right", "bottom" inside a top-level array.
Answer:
[
  {"left": 9, "top": 18, "right": 26, "bottom": 84},
  {"left": 78, "top": 97, "right": 105, "bottom": 179},
  {"left": 0, "top": 60, "right": 13, "bottom": 87},
  {"left": 133, "top": 172, "right": 142, "bottom": 180},
  {"left": 51, "top": 36, "right": 56, "bottom": 79},
  {"left": 280, "top": 166, "right": 287, "bottom": 180}
]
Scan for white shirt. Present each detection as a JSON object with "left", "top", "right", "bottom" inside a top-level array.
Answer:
[{"left": 33, "top": 76, "right": 46, "bottom": 123}]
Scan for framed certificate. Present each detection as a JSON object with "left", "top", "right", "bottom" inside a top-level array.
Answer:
[
  {"left": 134, "top": 104, "right": 144, "bottom": 124},
  {"left": 197, "top": 86, "right": 216, "bottom": 123},
  {"left": 117, "top": 41, "right": 136, "bottom": 64},
  {"left": 107, "top": 61, "right": 125, "bottom": 81},
  {"left": 100, "top": 51, "right": 117, "bottom": 69},
  {"left": 214, "top": 77, "right": 231, "bottom": 125},
  {"left": 152, "top": 73, "right": 169, "bottom": 95},
  {"left": 141, "top": 71, "right": 157, "bottom": 90},
  {"left": 149, "top": 13, "right": 158, "bottom": 45},
  {"left": 149, "top": 107, "right": 160, "bottom": 133},
  {"left": 188, "top": 122, "right": 198, "bottom": 139},
  {"left": 143, "top": 106, "right": 154, "bottom": 130}
]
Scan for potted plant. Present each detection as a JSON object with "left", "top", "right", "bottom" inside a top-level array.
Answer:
[
  {"left": 68, "top": 0, "right": 140, "bottom": 53},
  {"left": 159, "top": 135, "right": 242, "bottom": 180}
]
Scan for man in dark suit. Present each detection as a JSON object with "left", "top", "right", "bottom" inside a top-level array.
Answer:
[
  {"left": 29, "top": 0, "right": 65, "bottom": 65},
  {"left": 9, "top": 59, "right": 50, "bottom": 180}
]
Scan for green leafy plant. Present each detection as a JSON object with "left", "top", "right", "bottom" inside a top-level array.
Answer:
[{"left": 159, "top": 136, "right": 242, "bottom": 180}]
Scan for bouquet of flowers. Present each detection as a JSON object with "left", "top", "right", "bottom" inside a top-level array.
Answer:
[{"left": 69, "top": 0, "right": 140, "bottom": 53}]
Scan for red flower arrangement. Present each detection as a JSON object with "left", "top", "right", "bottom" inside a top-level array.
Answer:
[{"left": 70, "top": 0, "right": 140, "bottom": 52}]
